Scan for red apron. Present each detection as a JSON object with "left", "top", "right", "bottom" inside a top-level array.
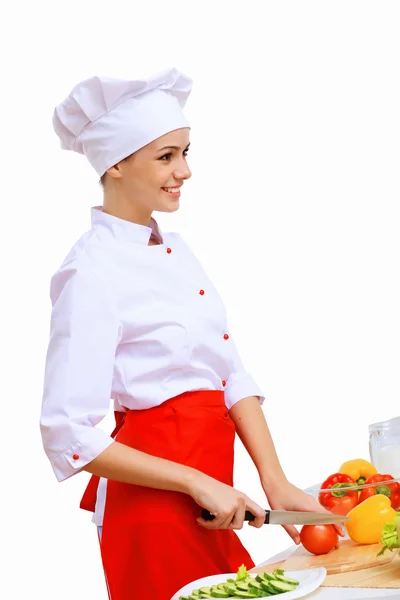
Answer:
[{"left": 81, "top": 390, "right": 254, "bottom": 600}]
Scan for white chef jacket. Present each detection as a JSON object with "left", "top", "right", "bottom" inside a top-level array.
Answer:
[{"left": 40, "top": 207, "right": 264, "bottom": 487}]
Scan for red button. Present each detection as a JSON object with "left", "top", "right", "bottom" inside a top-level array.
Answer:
[
  {"left": 222, "top": 380, "right": 227, "bottom": 387},
  {"left": 199, "top": 289, "right": 205, "bottom": 295},
  {"left": 72, "top": 454, "right": 80, "bottom": 460},
  {"left": 223, "top": 334, "right": 229, "bottom": 340},
  {"left": 166, "top": 247, "right": 172, "bottom": 254}
]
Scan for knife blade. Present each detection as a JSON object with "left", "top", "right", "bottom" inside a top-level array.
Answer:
[{"left": 201, "top": 508, "right": 349, "bottom": 525}]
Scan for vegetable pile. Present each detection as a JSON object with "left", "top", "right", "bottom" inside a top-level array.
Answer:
[
  {"left": 301, "top": 458, "right": 400, "bottom": 554},
  {"left": 179, "top": 565, "right": 300, "bottom": 599},
  {"left": 318, "top": 458, "right": 400, "bottom": 514}
]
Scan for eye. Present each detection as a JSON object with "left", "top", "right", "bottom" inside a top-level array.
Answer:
[{"left": 158, "top": 148, "right": 190, "bottom": 161}]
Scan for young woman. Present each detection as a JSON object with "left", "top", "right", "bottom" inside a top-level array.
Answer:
[{"left": 40, "top": 68, "right": 338, "bottom": 600}]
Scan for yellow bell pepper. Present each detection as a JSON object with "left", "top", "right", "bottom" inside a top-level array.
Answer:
[
  {"left": 346, "top": 494, "right": 397, "bottom": 544},
  {"left": 339, "top": 458, "right": 377, "bottom": 485}
]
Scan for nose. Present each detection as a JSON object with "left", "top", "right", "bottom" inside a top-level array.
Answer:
[{"left": 174, "top": 159, "right": 192, "bottom": 181}]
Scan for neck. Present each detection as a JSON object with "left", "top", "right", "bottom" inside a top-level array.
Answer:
[{"left": 102, "top": 188, "right": 152, "bottom": 227}]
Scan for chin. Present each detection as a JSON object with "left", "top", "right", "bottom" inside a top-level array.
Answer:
[{"left": 159, "top": 202, "right": 180, "bottom": 213}]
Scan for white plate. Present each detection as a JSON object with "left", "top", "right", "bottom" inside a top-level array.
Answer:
[{"left": 170, "top": 567, "right": 327, "bottom": 599}]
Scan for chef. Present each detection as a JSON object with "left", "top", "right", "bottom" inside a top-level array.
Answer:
[{"left": 40, "top": 68, "right": 332, "bottom": 600}]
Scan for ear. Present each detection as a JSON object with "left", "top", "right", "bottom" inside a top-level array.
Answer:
[{"left": 105, "top": 162, "right": 124, "bottom": 180}]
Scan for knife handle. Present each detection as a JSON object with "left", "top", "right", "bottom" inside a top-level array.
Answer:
[{"left": 201, "top": 509, "right": 270, "bottom": 524}]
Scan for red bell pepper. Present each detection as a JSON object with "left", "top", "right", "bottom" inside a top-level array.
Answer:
[
  {"left": 359, "top": 474, "right": 400, "bottom": 510},
  {"left": 318, "top": 473, "right": 359, "bottom": 515}
]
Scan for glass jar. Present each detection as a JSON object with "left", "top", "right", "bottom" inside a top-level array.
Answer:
[{"left": 369, "top": 416, "right": 400, "bottom": 478}]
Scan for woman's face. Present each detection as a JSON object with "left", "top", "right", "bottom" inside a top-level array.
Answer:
[{"left": 106, "top": 128, "right": 191, "bottom": 214}]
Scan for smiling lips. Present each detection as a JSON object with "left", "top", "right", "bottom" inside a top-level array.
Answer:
[
  {"left": 162, "top": 186, "right": 181, "bottom": 197},
  {"left": 162, "top": 186, "right": 180, "bottom": 194}
]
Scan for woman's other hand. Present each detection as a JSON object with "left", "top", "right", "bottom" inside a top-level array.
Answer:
[{"left": 263, "top": 479, "right": 345, "bottom": 544}]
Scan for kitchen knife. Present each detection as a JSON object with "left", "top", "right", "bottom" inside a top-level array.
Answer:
[{"left": 201, "top": 508, "right": 350, "bottom": 525}]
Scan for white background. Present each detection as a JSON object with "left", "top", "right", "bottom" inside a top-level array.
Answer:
[{"left": 2, "top": 1, "right": 400, "bottom": 598}]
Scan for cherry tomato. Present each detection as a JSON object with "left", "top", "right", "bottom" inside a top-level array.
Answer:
[{"left": 300, "top": 524, "right": 338, "bottom": 555}]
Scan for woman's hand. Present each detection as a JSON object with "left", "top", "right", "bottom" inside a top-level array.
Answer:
[
  {"left": 263, "top": 479, "right": 346, "bottom": 545},
  {"left": 189, "top": 472, "right": 266, "bottom": 531}
]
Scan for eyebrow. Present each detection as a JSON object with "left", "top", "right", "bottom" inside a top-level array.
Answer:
[{"left": 156, "top": 142, "right": 191, "bottom": 152}]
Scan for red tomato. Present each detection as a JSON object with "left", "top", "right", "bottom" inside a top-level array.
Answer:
[{"left": 300, "top": 524, "right": 338, "bottom": 555}]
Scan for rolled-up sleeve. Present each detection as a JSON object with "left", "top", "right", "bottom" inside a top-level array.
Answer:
[
  {"left": 40, "top": 262, "right": 121, "bottom": 482},
  {"left": 224, "top": 336, "right": 265, "bottom": 410}
]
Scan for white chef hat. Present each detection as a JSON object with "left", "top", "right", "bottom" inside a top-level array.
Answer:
[{"left": 52, "top": 68, "right": 192, "bottom": 176}]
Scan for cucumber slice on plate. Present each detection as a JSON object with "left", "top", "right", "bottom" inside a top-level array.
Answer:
[
  {"left": 210, "top": 590, "right": 230, "bottom": 598},
  {"left": 268, "top": 579, "right": 296, "bottom": 593},
  {"left": 247, "top": 580, "right": 264, "bottom": 592},
  {"left": 274, "top": 574, "right": 299, "bottom": 586},
  {"left": 235, "top": 582, "right": 250, "bottom": 592}
]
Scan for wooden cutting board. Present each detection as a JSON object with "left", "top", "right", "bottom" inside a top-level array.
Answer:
[
  {"left": 280, "top": 540, "right": 393, "bottom": 574},
  {"left": 251, "top": 541, "right": 400, "bottom": 589}
]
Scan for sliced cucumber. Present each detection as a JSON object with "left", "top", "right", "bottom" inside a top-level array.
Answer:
[
  {"left": 261, "top": 573, "right": 276, "bottom": 581},
  {"left": 214, "top": 584, "right": 230, "bottom": 593},
  {"left": 274, "top": 573, "right": 299, "bottom": 586},
  {"left": 248, "top": 580, "right": 264, "bottom": 591},
  {"left": 259, "top": 582, "right": 279, "bottom": 595},
  {"left": 258, "top": 576, "right": 281, "bottom": 592},
  {"left": 236, "top": 582, "right": 250, "bottom": 592},
  {"left": 224, "top": 585, "right": 238, "bottom": 594},
  {"left": 182, "top": 566, "right": 299, "bottom": 599},
  {"left": 269, "top": 580, "right": 296, "bottom": 593}
]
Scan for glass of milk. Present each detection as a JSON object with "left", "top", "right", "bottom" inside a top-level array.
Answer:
[{"left": 369, "top": 416, "right": 400, "bottom": 478}]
